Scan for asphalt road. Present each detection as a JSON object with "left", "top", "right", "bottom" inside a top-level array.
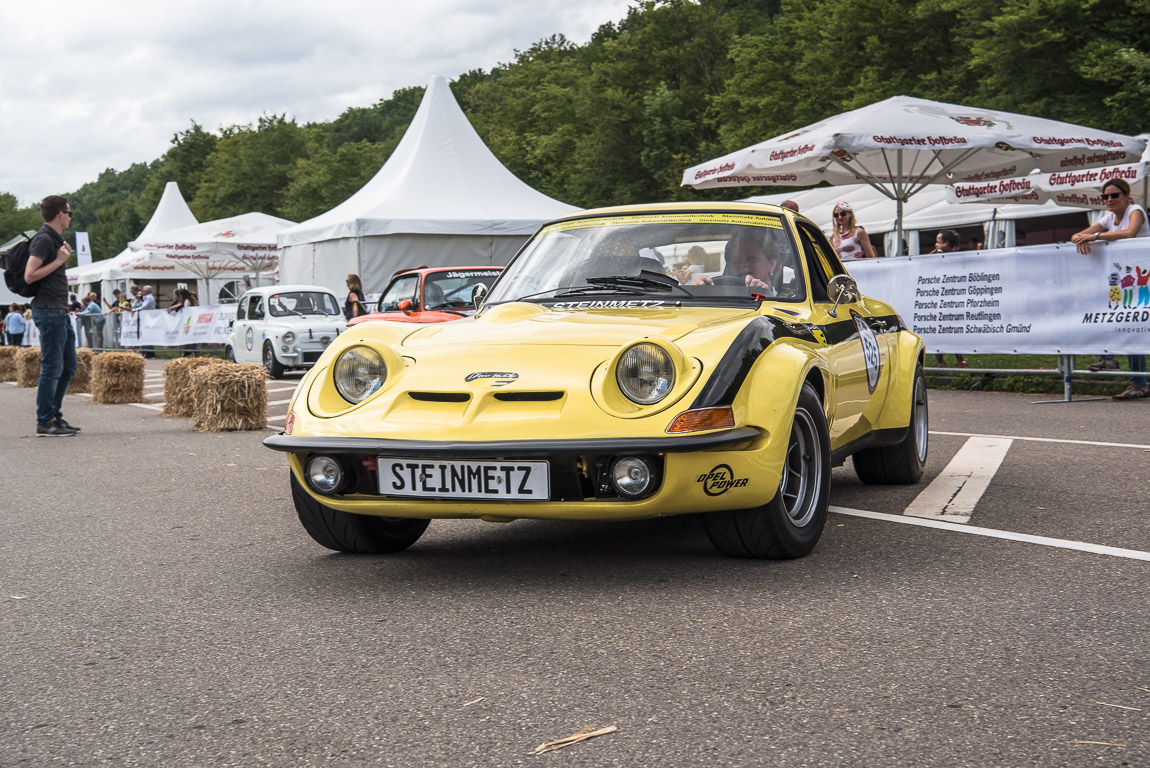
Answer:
[{"left": 2, "top": 363, "right": 1147, "bottom": 767}]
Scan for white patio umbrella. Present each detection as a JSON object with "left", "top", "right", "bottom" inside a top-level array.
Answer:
[
  {"left": 681, "top": 95, "right": 1146, "bottom": 253},
  {"left": 129, "top": 212, "right": 296, "bottom": 284}
]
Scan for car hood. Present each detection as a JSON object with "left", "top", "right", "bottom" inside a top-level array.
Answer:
[{"left": 399, "top": 303, "right": 761, "bottom": 349}]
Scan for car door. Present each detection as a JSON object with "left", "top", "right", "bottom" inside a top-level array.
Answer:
[
  {"left": 233, "top": 293, "right": 264, "bottom": 364},
  {"left": 794, "top": 221, "right": 884, "bottom": 446}
]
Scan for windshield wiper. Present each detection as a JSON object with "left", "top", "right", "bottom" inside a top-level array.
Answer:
[{"left": 578, "top": 271, "right": 695, "bottom": 297}]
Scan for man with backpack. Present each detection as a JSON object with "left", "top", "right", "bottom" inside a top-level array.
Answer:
[{"left": 25, "top": 195, "right": 80, "bottom": 436}]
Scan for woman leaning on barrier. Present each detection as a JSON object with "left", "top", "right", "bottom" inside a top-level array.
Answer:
[{"left": 1071, "top": 177, "right": 1148, "bottom": 400}]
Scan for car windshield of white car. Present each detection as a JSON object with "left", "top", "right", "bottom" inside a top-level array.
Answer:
[
  {"left": 270, "top": 292, "right": 340, "bottom": 317},
  {"left": 485, "top": 213, "right": 804, "bottom": 306}
]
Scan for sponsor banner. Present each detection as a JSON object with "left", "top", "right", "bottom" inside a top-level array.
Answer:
[
  {"left": 75, "top": 232, "right": 92, "bottom": 266},
  {"left": 850, "top": 239, "right": 1150, "bottom": 354},
  {"left": 119, "top": 305, "right": 237, "bottom": 347}
]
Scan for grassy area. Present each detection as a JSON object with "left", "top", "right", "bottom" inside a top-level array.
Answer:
[{"left": 926, "top": 353, "right": 1137, "bottom": 396}]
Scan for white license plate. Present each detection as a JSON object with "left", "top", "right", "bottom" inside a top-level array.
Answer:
[{"left": 378, "top": 457, "right": 550, "bottom": 500}]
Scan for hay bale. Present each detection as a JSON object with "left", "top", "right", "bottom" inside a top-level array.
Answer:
[
  {"left": 190, "top": 363, "right": 269, "bottom": 432},
  {"left": 15, "top": 348, "right": 41, "bottom": 387},
  {"left": 67, "top": 348, "right": 95, "bottom": 393},
  {"left": 0, "top": 347, "right": 17, "bottom": 383},
  {"left": 162, "top": 357, "right": 225, "bottom": 417},
  {"left": 91, "top": 351, "right": 147, "bottom": 404}
]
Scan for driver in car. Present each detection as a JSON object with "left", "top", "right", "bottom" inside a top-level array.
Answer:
[{"left": 690, "top": 231, "right": 782, "bottom": 293}]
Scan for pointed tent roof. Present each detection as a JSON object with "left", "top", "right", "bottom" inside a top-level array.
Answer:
[
  {"left": 278, "top": 76, "right": 580, "bottom": 247},
  {"left": 68, "top": 181, "right": 200, "bottom": 283}
]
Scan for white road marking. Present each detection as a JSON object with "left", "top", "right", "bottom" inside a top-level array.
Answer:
[
  {"left": 265, "top": 385, "right": 298, "bottom": 393},
  {"left": 904, "top": 436, "right": 1013, "bottom": 523},
  {"left": 266, "top": 415, "right": 286, "bottom": 422},
  {"left": 129, "top": 402, "right": 164, "bottom": 412},
  {"left": 268, "top": 398, "right": 293, "bottom": 406},
  {"left": 831, "top": 506, "right": 1150, "bottom": 562},
  {"left": 931, "top": 430, "right": 1150, "bottom": 451}
]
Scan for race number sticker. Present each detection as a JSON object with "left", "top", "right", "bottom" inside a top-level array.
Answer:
[{"left": 851, "top": 310, "right": 882, "bottom": 393}]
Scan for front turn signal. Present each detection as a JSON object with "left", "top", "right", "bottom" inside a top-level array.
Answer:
[{"left": 666, "top": 406, "right": 735, "bottom": 433}]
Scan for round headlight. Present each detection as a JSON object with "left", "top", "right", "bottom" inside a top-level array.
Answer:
[
  {"left": 306, "top": 455, "right": 345, "bottom": 495},
  {"left": 334, "top": 345, "right": 386, "bottom": 403},
  {"left": 611, "top": 456, "right": 653, "bottom": 497},
  {"left": 282, "top": 331, "right": 296, "bottom": 344},
  {"left": 616, "top": 343, "right": 675, "bottom": 405}
]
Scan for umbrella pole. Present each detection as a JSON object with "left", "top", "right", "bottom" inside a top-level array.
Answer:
[{"left": 895, "top": 150, "right": 904, "bottom": 257}]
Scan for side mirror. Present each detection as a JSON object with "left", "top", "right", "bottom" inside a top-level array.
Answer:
[
  {"left": 472, "top": 283, "right": 488, "bottom": 307},
  {"left": 398, "top": 299, "right": 415, "bottom": 316},
  {"left": 826, "top": 274, "right": 859, "bottom": 318}
]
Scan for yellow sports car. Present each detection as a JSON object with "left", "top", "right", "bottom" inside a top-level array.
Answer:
[{"left": 265, "top": 202, "right": 928, "bottom": 558}]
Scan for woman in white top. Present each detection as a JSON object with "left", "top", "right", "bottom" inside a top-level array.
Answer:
[
  {"left": 1071, "top": 177, "right": 1148, "bottom": 399},
  {"left": 830, "top": 201, "right": 877, "bottom": 260}
]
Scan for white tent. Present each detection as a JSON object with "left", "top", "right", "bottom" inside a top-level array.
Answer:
[
  {"left": 128, "top": 211, "right": 296, "bottom": 285},
  {"left": 277, "top": 75, "right": 581, "bottom": 294}
]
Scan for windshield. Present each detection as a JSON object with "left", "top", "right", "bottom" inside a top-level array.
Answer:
[
  {"left": 423, "top": 269, "right": 502, "bottom": 310},
  {"left": 269, "top": 291, "right": 341, "bottom": 317},
  {"left": 485, "top": 213, "right": 804, "bottom": 306}
]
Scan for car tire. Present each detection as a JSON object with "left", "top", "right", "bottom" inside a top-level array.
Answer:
[
  {"left": 853, "top": 364, "right": 928, "bottom": 485},
  {"left": 290, "top": 473, "right": 430, "bottom": 554},
  {"left": 224, "top": 346, "right": 236, "bottom": 363},
  {"left": 263, "top": 342, "right": 285, "bottom": 379},
  {"left": 703, "top": 382, "right": 830, "bottom": 559}
]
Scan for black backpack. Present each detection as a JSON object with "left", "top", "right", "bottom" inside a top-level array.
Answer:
[{"left": 2, "top": 233, "right": 38, "bottom": 298}]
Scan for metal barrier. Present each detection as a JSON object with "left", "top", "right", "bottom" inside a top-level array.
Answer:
[{"left": 926, "top": 355, "right": 1138, "bottom": 403}]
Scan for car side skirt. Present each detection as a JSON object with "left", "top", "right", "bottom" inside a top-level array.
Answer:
[{"left": 830, "top": 427, "right": 908, "bottom": 467}]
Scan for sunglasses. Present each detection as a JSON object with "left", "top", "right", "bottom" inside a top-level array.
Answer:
[
  {"left": 62, "top": 209, "right": 73, "bottom": 215},
  {"left": 1100, "top": 192, "right": 1123, "bottom": 200},
  {"left": 833, "top": 211, "right": 850, "bottom": 218}
]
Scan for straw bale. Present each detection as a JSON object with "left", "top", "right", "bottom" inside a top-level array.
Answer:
[
  {"left": 67, "top": 348, "right": 95, "bottom": 393},
  {"left": 0, "top": 347, "right": 17, "bottom": 382},
  {"left": 162, "top": 357, "right": 226, "bottom": 417},
  {"left": 91, "top": 351, "right": 147, "bottom": 404},
  {"left": 15, "top": 348, "right": 41, "bottom": 387},
  {"left": 190, "top": 363, "right": 270, "bottom": 432}
]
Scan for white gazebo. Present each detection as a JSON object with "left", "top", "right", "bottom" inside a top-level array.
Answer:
[{"left": 277, "top": 75, "right": 581, "bottom": 294}]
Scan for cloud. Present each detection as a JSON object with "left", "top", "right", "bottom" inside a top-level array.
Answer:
[{"left": 0, "top": 0, "right": 633, "bottom": 205}]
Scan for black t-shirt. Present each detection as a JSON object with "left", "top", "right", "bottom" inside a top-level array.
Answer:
[{"left": 29, "top": 224, "right": 68, "bottom": 310}]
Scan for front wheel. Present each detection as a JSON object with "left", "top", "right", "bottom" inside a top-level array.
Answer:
[
  {"left": 853, "top": 364, "right": 928, "bottom": 484},
  {"left": 263, "top": 342, "right": 285, "bottom": 379},
  {"left": 290, "top": 473, "right": 429, "bottom": 554},
  {"left": 224, "top": 346, "right": 236, "bottom": 363},
  {"left": 703, "top": 382, "right": 831, "bottom": 559}
]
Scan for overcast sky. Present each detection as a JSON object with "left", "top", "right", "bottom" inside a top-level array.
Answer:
[{"left": 1, "top": 0, "right": 634, "bottom": 206}]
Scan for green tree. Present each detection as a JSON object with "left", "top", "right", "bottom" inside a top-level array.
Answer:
[
  {"left": 282, "top": 139, "right": 391, "bottom": 221},
  {"left": 0, "top": 193, "right": 41, "bottom": 243}
]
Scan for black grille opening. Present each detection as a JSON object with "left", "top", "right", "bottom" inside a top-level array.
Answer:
[
  {"left": 493, "top": 392, "right": 564, "bottom": 402},
  {"left": 409, "top": 392, "right": 471, "bottom": 402}
]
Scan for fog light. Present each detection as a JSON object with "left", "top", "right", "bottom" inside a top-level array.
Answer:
[
  {"left": 306, "top": 455, "right": 346, "bottom": 495},
  {"left": 611, "top": 456, "right": 653, "bottom": 498}
]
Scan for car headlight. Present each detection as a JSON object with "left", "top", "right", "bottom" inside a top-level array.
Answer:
[
  {"left": 616, "top": 343, "right": 675, "bottom": 405},
  {"left": 333, "top": 345, "right": 386, "bottom": 403},
  {"left": 282, "top": 331, "right": 296, "bottom": 344}
]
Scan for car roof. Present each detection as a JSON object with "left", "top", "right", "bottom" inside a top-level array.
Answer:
[
  {"left": 241, "top": 284, "right": 338, "bottom": 297},
  {"left": 390, "top": 265, "right": 505, "bottom": 279}
]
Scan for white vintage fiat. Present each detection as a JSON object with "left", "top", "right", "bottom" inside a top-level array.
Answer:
[{"left": 225, "top": 285, "right": 347, "bottom": 378}]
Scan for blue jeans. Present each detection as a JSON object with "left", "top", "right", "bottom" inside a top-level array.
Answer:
[
  {"left": 31, "top": 308, "right": 77, "bottom": 424},
  {"left": 1130, "top": 354, "right": 1148, "bottom": 389}
]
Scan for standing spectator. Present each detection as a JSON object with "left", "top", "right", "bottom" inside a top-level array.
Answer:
[
  {"left": 929, "top": 230, "right": 968, "bottom": 368},
  {"left": 829, "top": 202, "right": 877, "bottom": 261},
  {"left": 77, "top": 292, "right": 104, "bottom": 348},
  {"left": 780, "top": 200, "right": 800, "bottom": 213},
  {"left": 1071, "top": 177, "right": 1148, "bottom": 399},
  {"left": 135, "top": 285, "right": 157, "bottom": 359},
  {"left": 24, "top": 195, "right": 79, "bottom": 436},
  {"left": 345, "top": 274, "right": 367, "bottom": 320},
  {"left": 168, "top": 287, "right": 200, "bottom": 357}
]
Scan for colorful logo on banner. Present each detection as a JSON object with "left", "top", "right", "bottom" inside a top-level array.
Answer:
[{"left": 1107, "top": 261, "right": 1150, "bottom": 310}]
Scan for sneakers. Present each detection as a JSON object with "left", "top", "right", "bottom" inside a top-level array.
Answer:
[
  {"left": 36, "top": 419, "right": 78, "bottom": 437},
  {"left": 1089, "top": 357, "right": 1121, "bottom": 372},
  {"left": 57, "top": 418, "right": 81, "bottom": 432}
]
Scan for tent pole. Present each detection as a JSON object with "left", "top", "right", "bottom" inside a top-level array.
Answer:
[{"left": 895, "top": 150, "right": 904, "bottom": 257}]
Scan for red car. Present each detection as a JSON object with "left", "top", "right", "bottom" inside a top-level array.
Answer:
[{"left": 346, "top": 266, "right": 504, "bottom": 327}]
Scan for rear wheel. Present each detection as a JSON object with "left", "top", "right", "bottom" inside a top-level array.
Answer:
[
  {"left": 853, "top": 364, "right": 928, "bottom": 484},
  {"left": 263, "top": 342, "right": 285, "bottom": 379},
  {"left": 703, "top": 382, "right": 830, "bottom": 559},
  {"left": 290, "top": 473, "right": 429, "bottom": 554}
]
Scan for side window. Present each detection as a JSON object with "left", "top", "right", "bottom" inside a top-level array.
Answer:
[
  {"left": 380, "top": 276, "right": 420, "bottom": 311},
  {"left": 795, "top": 223, "right": 844, "bottom": 303},
  {"left": 236, "top": 297, "right": 247, "bottom": 320},
  {"left": 249, "top": 296, "right": 265, "bottom": 320}
]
